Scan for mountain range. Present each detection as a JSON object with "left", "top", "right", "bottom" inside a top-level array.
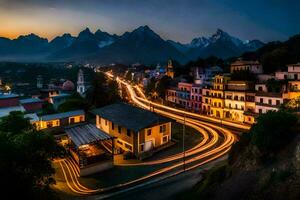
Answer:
[{"left": 0, "top": 26, "right": 264, "bottom": 64}]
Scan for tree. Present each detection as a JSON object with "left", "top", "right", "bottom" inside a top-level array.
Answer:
[
  {"left": 86, "top": 72, "right": 120, "bottom": 108},
  {"left": 0, "top": 112, "right": 63, "bottom": 199},
  {"left": 145, "top": 77, "right": 156, "bottom": 97},
  {"left": 58, "top": 92, "right": 87, "bottom": 112},
  {"left": 250, "top": 111, "right": 298, "bottom": 152},
  {"left": 156, "top": 75, "right": 172, "bottom": 99},
  {"left": 266, "top": 78, "right": 284, "bottom": 93}
]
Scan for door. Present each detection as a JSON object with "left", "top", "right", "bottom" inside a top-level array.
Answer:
[{"left": 144, "top": 140, "right": 153, "bottom": 152}]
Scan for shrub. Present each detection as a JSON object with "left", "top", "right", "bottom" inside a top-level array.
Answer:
[{"left": 250, "top": 111, "right": 298, "bottom": 152}]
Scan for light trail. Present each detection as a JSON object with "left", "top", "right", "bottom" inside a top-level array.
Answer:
[{"left": 55, "top": 71, "right": 239, "bottom": 197}]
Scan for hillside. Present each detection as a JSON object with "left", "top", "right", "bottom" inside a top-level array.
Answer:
[
  {"left": 178, "top": 111, "right": 300, "bottom": 200},
  {"left": 242, "top": 34, "right": 300, "bottom": 73}
]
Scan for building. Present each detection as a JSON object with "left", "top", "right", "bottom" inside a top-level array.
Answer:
[
  {"left": 190, "top": 84, "right": 202, "bottom": 112},
  {"left": 64, "top": 124, "right": 115, "bottom": 176},
  {"left": 37, "top": 110, "right": 85, "bottom": 130},
  {"left": 92, "top": 103, "right": 172, "bottom": 158},
  {"left": 20, "top": 98, "right": 43, "bottom": 112},
  {"left": 166, "top": 60, "right": 174, "bottom": 79},
  {"left": 77, "top": 69, "right": 87, "bottom": 96},
  {"left": 210, "top": 75, "right": 230, "bottom": 118},
  {"left": 0, "top": 94, "right": 19, "bottom": 108},
  {"left": 201, "top": 87, "right": 211, "bottom": 115},
  {"left": 230, "top": 59, "right": 263, "bottom": 74},
  {"left": 166, "top": 87, "right": 178, "bottom": 104},
  {"left": 255, "top": 92, "right": 283, "bottom": 114},
  {"left": 283, "top": 81, "right": 300, "bottom": 99},
  {"left": 223, "top": 81, "right": 255, "bottom": 123},
  {"left": 276, "top": 63, "right": 300, "bottom": 80},
  {"left": 177, "top": 82, "right": 193, "bottom": 108}
]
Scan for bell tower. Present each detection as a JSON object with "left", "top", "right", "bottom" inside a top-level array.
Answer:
[
  {"left": 166, "top": 60, "right": 174, "bottom": 79},
  {"left": 77, "top": 69, "right": 86, "bottom": 96}
]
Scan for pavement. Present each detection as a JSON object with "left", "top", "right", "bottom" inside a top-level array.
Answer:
[{"left": 92, "top": 156, "right": 228, "bottom": 200}]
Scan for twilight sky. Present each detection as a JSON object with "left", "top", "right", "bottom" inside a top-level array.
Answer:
[{"left": 0, "top": 0, "right": 299, "bottom": 43}]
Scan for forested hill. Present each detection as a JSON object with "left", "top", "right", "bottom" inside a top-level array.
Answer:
[{"left": 241, "top": 34, "right": 300, "bottom": 73}]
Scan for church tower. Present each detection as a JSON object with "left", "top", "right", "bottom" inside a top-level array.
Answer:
[
  {"left": 166, "top": 60, "right": 174, "bottom": 79},
  {"left": 77, "top": 69, "right": 86, "bottom": 96}
]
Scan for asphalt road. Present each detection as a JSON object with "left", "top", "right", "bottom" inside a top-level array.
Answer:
[{"left": 106, "top": 157, "right": 226, "bottom": 200}]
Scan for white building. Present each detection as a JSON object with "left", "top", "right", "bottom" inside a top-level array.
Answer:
[
  {"left": 275, "top": 63, "right": 300, "bottom": 80},
  {"left": 255, "top": 93, "right": 283, "bottom": 114},
  {"left": 77, "top": 69, "right": 87, "bottom": 96}
]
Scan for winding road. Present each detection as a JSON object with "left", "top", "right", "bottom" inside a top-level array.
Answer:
[{"left": 55, "top": 72, "right": 250, "bottom": 198}]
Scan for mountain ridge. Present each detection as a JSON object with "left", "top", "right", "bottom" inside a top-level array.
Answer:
[{"left": 0, "top": 26, "right": 264, "bottom": 64}]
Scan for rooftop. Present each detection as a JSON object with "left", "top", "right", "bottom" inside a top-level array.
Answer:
[
  {"left": 231, "top": 60, "right": 260, "bottom": 66},
  {"left": 0, "top": 94, "right": 19, "bottom": 99},
  {"left": 92, "top": 103, "right": 172, "bottom": 132},
  {"left": 0, "top": 106, "right": 25, "bottom": 118},
  {"left": 20, "top": 98, "right": 43, "bottom": 104},
  {"left": 24, "top": 113, "right": 39, "bottom": 123},
  {"left": 40, "top": 110, "right": 84, "bottom": 121},
  {"left": 65, "top": 123, "right": 114, "bottom": 148}
]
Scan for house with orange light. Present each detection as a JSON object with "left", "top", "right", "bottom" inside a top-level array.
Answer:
[{"left": 92, "top": 103, "right": 172, "bottom": 159}]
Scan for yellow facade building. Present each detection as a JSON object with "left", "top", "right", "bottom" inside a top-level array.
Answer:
[
  {"left": 210, "top": 75, "right": 230, "bottom": 118},
  {"left": 92, "top": 103, "right": 172, "bottom": 158}
]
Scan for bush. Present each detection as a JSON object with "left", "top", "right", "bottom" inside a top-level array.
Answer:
[{"left": 250, "top": 111, "right": 298, "bottom": 152}]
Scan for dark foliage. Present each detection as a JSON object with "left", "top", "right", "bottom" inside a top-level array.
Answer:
[
  {"left": 86, "top": 72, "right": 120, "bottom": 108},
  {"left": 242, "top": 34, "right": 300, "bottom": 73},
  {"left": 250, "top": 111, "right": 298, "bottom": 152},
  {"left": 0, "top": 112, "right": 63, "bottom": 199}
]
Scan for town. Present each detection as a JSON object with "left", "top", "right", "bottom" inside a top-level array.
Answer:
[{"left": 0, "top": 1, "right": 299, "bottom": 200}]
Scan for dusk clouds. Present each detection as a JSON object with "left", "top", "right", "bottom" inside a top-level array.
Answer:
[{"left": 0, "top": 0, "right": 299, "bottom": 42}]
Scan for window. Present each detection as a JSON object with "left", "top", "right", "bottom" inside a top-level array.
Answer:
[
  {"left": 241, "top": 97, "right": 245, "bottom": 101},
  {"left": 70, "top": 117, "right": 75, "bottom": 124},
  {"left": 117, "top": 140, "right": 123, "bottom": 145},
  {"left": 125, "top": 143, "right": 133, "bottom": 151},
  {"left": 268, "top": 99, "right": 272, "bottom": 105},
  {"left": 118, "top": 126, "right": 121, "bottom": 133},
  {"left": 258, "top": 86, "right": 263, "bottom": 91},
  {"left": 276, "top": 100, "right": 280, "bottom": 105},
  {"left": 160, "top": 125, "right": 166, "bottom": 133},
  {"left": 127, "top": 129, "right": 131, "bottom": 137},
  {"left": 46, "top": 121, "right": 53, "bottom": 128},
  {"left": 259, "top": 109, "right": 262, "bottom": 114},
  {"left": 112, "top": 122, "right": 115, "bottom": 130},
  {"left": 140, "top": 144, "right": 144, "bottom": 152},
  {"left": 260, "top": 98, "right": 263, "bottom": 103},
  {"left": 147, "top": 129, "right": 152, "bottom": 136}
]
